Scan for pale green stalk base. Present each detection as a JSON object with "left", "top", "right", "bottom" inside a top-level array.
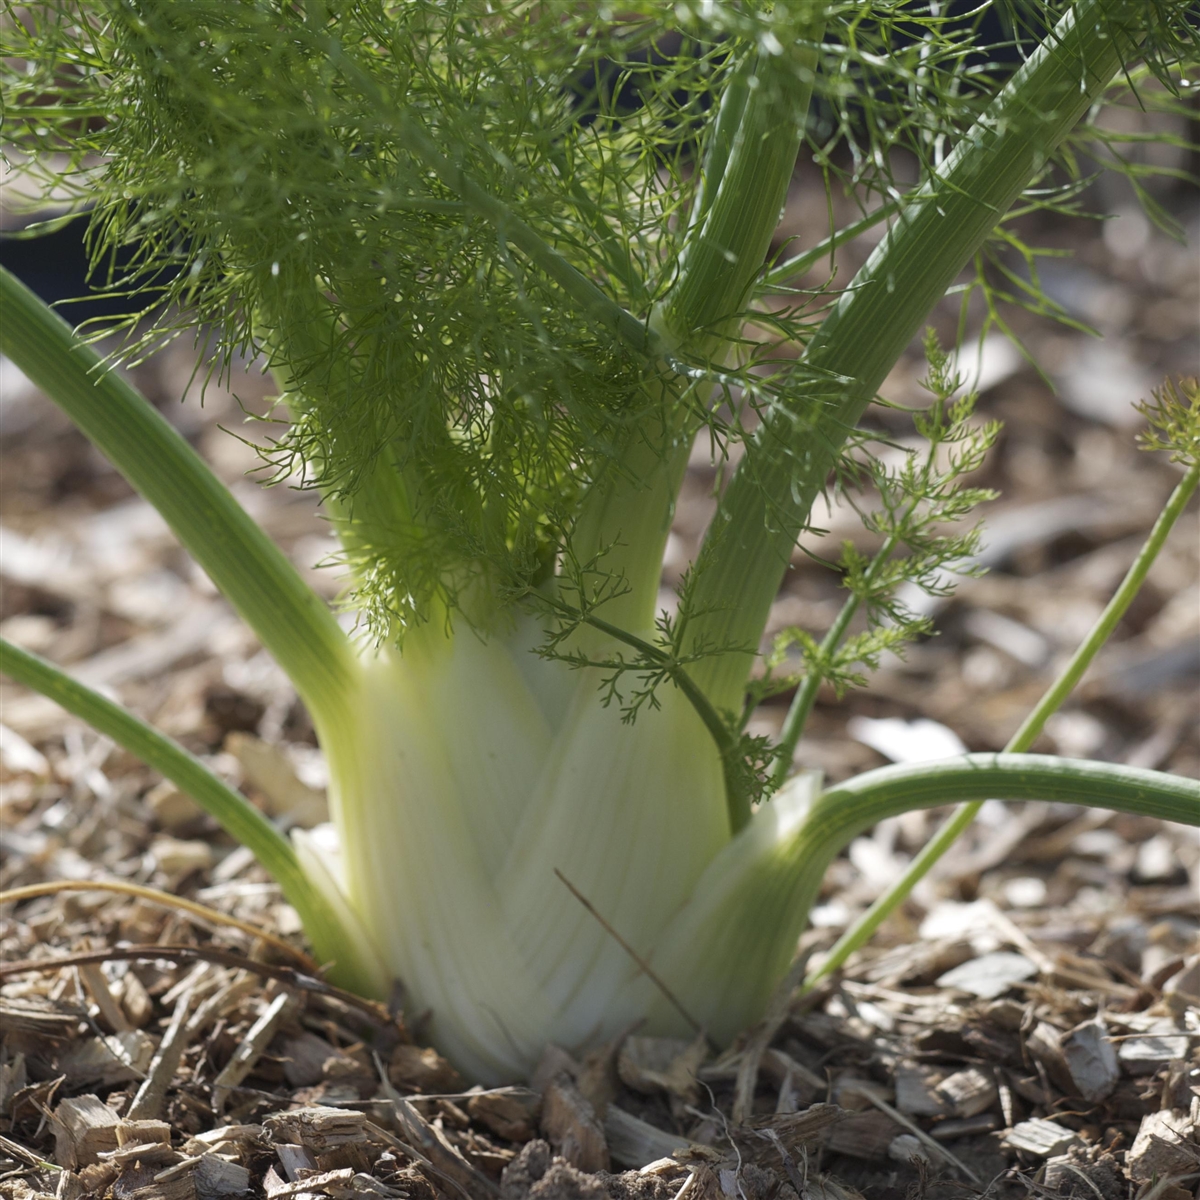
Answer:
[
  {"left": 652, "top": 753, "right": 1200, "bottom": 1043},
  {"left": 807, "top": 458, "right": 1200, "bottom": 989}
]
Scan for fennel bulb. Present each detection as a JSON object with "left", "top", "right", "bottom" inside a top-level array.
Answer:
[{"left": 299, "top": 618, "right": 800, "bottom": 1083}]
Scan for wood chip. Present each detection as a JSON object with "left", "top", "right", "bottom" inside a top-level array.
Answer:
[
  {"left": 540, "top": 1075, "right": 609, "bottom": 1173},
  {"left": 120, "top": 971, "right": 155, "bottom": 1029},
  {"left": 894, "top": 1065, "right": 948, "bottom": 1118},
  {"left": 182, "top": 1126, "right": 266, "bottom": 1163},
  {"left": 135, "top": 1169, "right": 199, "bottom": 1200},
  {"left": 602, "top": 1105, "right": 690, "bottom": 1169},
  {"left": 936, "top": 1067, "right": 997, "bottom": 1119},
  {"left": 936, "top": 951, "right": 1038, "bottom": 999},
  {"left": 98, "top": 1137, "right": 179, "bottom": 1168},
  {"left": 1002, "top": 1119, "right": 1080, "bottom": 1158},
  {"left": 0, "top": 995, "right": 87, "bottom": 1039},
  {"left": 617, "top": 1036, "right": 705, "bottom": 1103},
  {"left": 263, "top": 1107, "right": 369, "bottom": 1154},
  {"left": 211, "top": 991, "right": 297, "bottom": 1113},
  {"left": 0, "top": 1050, "right": 28, "bottom": 1117},
  {"left": 280, "top": 1031, "right": 340, "bottom": 1089},
  {"left": 79, "top": 963, "right": 133, "bottom": 1033},
  {"left": 1061, "top": 1017, "right": 1119, "bottom": 1102},
  {"left": 466, "top": 1089, "right": 541, "bottom": 1143},
  {"left": 55, "top": 1029, "right": 156, "bottom": 1088},
  {"left": 127, "top": 988, "right": 196, "bottom": 1121},
  {"left": 823, "top": 1111, "right": 895, "bottom": 1161},
  {"left": 117, "top": 1120, "right": 172, "bottom": 1148},
  {"left": 388, "top": 1044, "right": 464, "bottom": 1094},
  {"left": 276, "top": 1143, "right": 319, "bottom": 1180},
  {"left": 51, "top": 1094, "right": 121, "bottom": 1169},
  {"left": 194, "top": 1152, "right": 252, "bottom": 1199},
  {"left": 1162, "top": 954, "right": 1200, "bottom": 1016},
  {"left": 277, "top": 1168, "right": 400, "bottom": 1198},
  {"left": 1025, "top": 1022, "right": 1074, "bottom": 1093},
  {"left": 1125, "top": 1110, "right": 1200, "bottom": 1184},
  {"left": 1117, "top": 1028, "right": 1191, "bottom": 1075}
]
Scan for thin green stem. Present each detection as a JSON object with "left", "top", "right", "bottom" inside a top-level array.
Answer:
[
  {"left": 760, "top": 200, "right": 904, "bottom": 290},
  {"left": 1006, "top": 461, "right": 1200, "bottom": 751},
  {"left": 0, "top": 267, "right": 355, "bottom": 719},
  {"left": 551, "top": 603, "right": 751, "bottom": 833},
  {"left": 805, "top": 754, "right": 1200, "bottom": 841},
  {"left": 769, "top": 534, "right": 899, "bottom": 791},
  {"left": 686, "top": 0, "right": 1148, "bottom": 714},
  {"left": 0, "top": 639, "right": 378, "bottom": 995},
  {"left": 806, "top": 458, "right": 1200, "bottom": 988}
]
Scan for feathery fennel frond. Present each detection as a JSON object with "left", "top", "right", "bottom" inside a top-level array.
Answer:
[{"left": 10, "top": 0, "right": 1176, "bottom": 645}]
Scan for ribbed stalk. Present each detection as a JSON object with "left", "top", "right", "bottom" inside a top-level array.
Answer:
[
  {"left": 565, "top": 21, "right": 823, "bottom": 676},
  {"left": 0, "top": 267, "right": 355, "bottom": 719},
  {"left": 686, "top": 0, "right": 1150, "bottom": 712}
]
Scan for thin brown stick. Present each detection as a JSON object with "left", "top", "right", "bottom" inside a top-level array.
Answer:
[
  {"left": 0, "top": 880, "right": 320, "bottom": 972},
  {"left": 844, "top": 1086, "right": 979, "bottom": 1183},
  {"left": 0, "top": 944, "right": 392, "bottom": 1025},
  {"left": 553, "top": 867, "right": 703, "bottom": 1036},
  {"left": 0, "top": 1133, "right": 60, "bottom": 1173},
  {"left": 374, "top": 1053, "right": 500, "bottom": 1200},
  {"left": 127, "top": 987, "right": 196, "bottom": 1121}
]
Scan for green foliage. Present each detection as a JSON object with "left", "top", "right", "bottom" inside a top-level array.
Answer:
[
  {"left": 1137, "top": 376, "right": 1200, "bottom": 467},
  {"left": 763, "top": 332, "right": 999, "bottom": 704},
  {"left": 7, "top": 0, "right": 1193, "bottom": 647}
]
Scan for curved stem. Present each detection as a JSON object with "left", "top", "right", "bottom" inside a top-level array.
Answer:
[
  {"left": 760, "top": 754, "right": 1199, "bottom": 985},
  {"left": 0, "top": 638, "right": 380, "bottom": 996},
  {"left": 805, "top": 457, "right": 1200, "bottom": 987},
  {"left": 0, "top": 267, "right": 356, "bottom": 720},
  {"left": 806, "top": 754, "right": 1200, "bottom": 841}
]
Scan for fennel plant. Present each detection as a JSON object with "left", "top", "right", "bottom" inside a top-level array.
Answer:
[{"left": 2, "top": 0, "right": 1198, "bottom": 1083}]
